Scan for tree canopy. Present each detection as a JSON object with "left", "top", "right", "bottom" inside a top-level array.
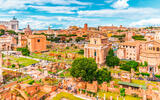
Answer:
[
  {"left": 108, "top": 49, "right": 114, "bottom": 56},
  {"left": 106, "top": 56, "right": 120, "bottom": 67},
  {"left": 106, "top": 49, "right": 120, "bottom": 67},
  {"left": 96, "top": 68, "right": 111, "bottom": 84},
  {"left": 17, "top": 47, "right": 30, "bottom": 56},
  {"left": 6, "top": 30, "right": 17, "bottom": 35},
  {"left": 70, "top": 58, "right": 97, "bottom": 82},
  {"left": 132, "top": 35, "right": 146, "bottom": 41},
  {"left": 120, "top": 60, "right": 139, "bottom": 72},
  {"left": 70, "top": 58, "right": 112, "bottom": 84}
]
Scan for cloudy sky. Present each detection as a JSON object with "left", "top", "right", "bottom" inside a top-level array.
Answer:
[{"left": 0, "top": 0, "right": 160, "bottom": 29}]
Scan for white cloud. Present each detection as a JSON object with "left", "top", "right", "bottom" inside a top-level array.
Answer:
[
  {"left": 111, "top": 0, "right": 129, "bottom": 9},
  {"left": 105, "top": 0, "right": 114, "bottom": 3},
  {"left": 20, "top": 18, "right": 55, "bottom": 29},
  {"left": 8, "top": 10, "right": 21, "bottom": 14},
  {"left": 78, "top": 8, "right": 159, "bottom": 19},
  {"left": 30, "top": 6, "right": 81, "bottom": 14},
  {"left": 0, "top": 0, "right": 91, "bottom": 10},
  {"left": 130, "top": 18, "right": 160, "bottom": 26},
  {"left": 19, "top": 15, "right": 100, "bottom": 29}
]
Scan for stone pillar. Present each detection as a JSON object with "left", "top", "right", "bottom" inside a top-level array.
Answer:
[
  {"left": 86, "top": 48, "right": 88, "bottom": 58},
  {"left": 110, "top": 96, "right": 113, "bottom": 100},
  {"left": 143, "top": 90, "right": 146, "bottom": 100}
]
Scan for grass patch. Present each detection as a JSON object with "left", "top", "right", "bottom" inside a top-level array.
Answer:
[
  {"left": 60, "top": 69, "right": 71, "bottom": 77},
  {"left": 5, "top": 56, "right": 39, "bottom": 67},
  {"left": 53, "top": 92, "right": 84, "bottom": 100}
]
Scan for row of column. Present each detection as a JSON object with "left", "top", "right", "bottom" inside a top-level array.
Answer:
[{"left": 84, "top": 47, "right": 105, "bottom": 65}]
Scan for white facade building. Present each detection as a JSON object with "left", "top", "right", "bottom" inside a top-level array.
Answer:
[{"left": 0, "top": 17, "right": 19, "bottom": 32}]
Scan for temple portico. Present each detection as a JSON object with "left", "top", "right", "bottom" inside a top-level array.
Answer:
[{"left": 84, "top": 35, "right": 111, "bottom": 65}]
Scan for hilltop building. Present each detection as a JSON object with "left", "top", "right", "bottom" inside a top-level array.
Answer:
[
  {"left": 0, "top": 17, "right": 19, "bottom": 31},
  {"left": 23, "top": 25, "right": 32, "bottom": 35},
  {"left": 33, "top": 26, "right": 55, "bottom": 35}
]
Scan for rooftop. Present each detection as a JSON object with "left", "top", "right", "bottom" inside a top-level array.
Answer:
[{"left": 118, "top": 81, "right": 147, "bottom": 90}]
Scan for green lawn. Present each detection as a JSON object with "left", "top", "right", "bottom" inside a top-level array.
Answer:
[
  {"left": 5, "top": 56, "right": 39, "bottom": 67},
  {"left": 53, "top": 92, "right": 84, "bottom": 100},
  {"left": 29, "top": 53, "right": 56, "bottom": 62},
  {"left": 98, "top": 91, "right": 141, "bottom": 100}
]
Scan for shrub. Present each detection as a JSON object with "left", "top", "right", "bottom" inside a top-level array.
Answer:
[
  {"left": 11, "top": 64, "right": 16, "bottom": 68},
  {"left": 78, "top": 49, "right": 84, "bottom": 55},
  {"left": 132, "top": 35, "right": 146, "bottom": 41},
  {"left": 141, "top": 72, "right": 150, "bottom": 76},
  {"left": 17, "top": 47, "right": 30, "bottom": 56},
  {"left": 120, "top": 88, "right": 125, "bottom": 96},
  {"left": 74, "top": 46, "right": 78, "bottom": 49},
  {"left": 82, "top": 35, "right": 87, "bottom": 37},
  {"left": 28, "top": 80, "right": 35, "bottom": 85},
  {"left": 155, "top": 75, "right": 160, "bottom": 79},
  {"left": 66, "top": 47, "right": 69, "bottom": 49}
]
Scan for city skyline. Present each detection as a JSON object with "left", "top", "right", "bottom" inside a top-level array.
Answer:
[{"left": 0, "top": 0, "right": 160, "bottom": 29}]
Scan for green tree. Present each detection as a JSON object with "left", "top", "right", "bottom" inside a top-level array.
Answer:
[
  {"left": 127, "top": 61, "right": 138, "bottom": 71},
  {"left": 108, "top": 49, "right": 114, "bottom": 56},
  {"left": 17, "top": 47, "right": 30, "bottom": 56},
  {"left": 96, "top": 68, "right": 112, "bottom": 84},
  {"left": 120, "top": 88, "right": 125, "bottom": 96},
  {"left": 0, "top": 29, "right": 5, "bottom": 34},
  {"left": 132, "top": 35, "right": 146, "bottom": 41},
  {"left": 120, "top": 63, "right": 131, "bottom": 71},
  {"left": 6, "top": 30, "right": 17, "bottom": 35},
  {"left": 120, "top": 60, "right": 138, "bottom": 71},
  {"left": 70, "top": 58, "right": 97, "bottom": 82},
  {"left": 144, "top": 61, "right": 148, "bottom": 67},
  {"left": 78, "top": 49, "right": 84, "bottom": 55},
  {"left": 75, "top": 37, "right": 85, "bottom": 42},
  {"left": 106, "top": 56, "right": 120, "bottom": 67},
  {"left": 53, "top": 37, "right": 60, "bottom": 43}
]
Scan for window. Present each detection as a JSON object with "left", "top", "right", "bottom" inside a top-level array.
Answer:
[
  {"left": 94, "top": 40, "right": 97, "bottom": 44},
  {"left": 157, "top": 47, "right": 160, "bottom": 51},
  {"left": 37, "top": 39, "right": 40, "bottom": 42},
  {"left": 153, "top": 47, "right": 155, "bottom": 51},
  {"left": 94, "top": 52, "right": 96, "bottom": 56}
]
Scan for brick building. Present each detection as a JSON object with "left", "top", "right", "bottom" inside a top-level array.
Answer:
[
  {"left": 18, "top": 25, "right": 47, "bottom": 53},
  {"left": 28, "top": 35, "right": 47, "bottom": 52}
]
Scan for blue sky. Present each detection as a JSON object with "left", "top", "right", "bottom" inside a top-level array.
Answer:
[{"left": 0, "top": 0, "right": 160, "bottom": 29}]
